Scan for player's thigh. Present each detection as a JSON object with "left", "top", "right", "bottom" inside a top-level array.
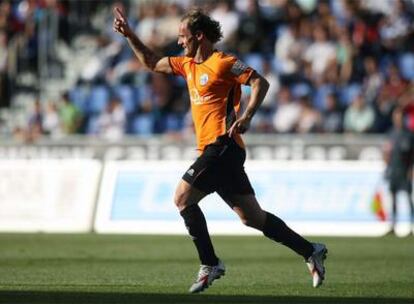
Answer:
[{"left": 174, "top": 179, "right": 207, "bottom": 211}]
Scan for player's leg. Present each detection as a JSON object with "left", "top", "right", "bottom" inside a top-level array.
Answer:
[
  {"left": 217, "top": 136, "right": 327, "bottom": 287},
  {"left": 175, "top": 180, "right": 225, "bottom": 293},
  {"left": 177, "top": 148, "right": 228, "bottom": 293},
  {"left": 174, "top": 179, "right": 219, "bottom": 266},
  {"left": 216, "top": 141, "right": 315, "bottom": 260},
  {"left": 406, "top": 183, "right": 414, "bottom": 235},
  {"left": 389, "top": 190, "right": 397, "bottom": 234},
  {"left": 225, "top": 193, "right": 314, "bottom": 259},
  {"left": 223, "top": 193, "right": 327, "bottom": 288}
]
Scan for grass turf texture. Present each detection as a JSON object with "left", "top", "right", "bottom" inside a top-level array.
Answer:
[{"left": 0, "top": 234, "right": 413, "bottom": 304}]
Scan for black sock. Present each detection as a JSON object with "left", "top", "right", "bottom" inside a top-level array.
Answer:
[
  {"left": 263, "top": 211, "right": 314, "bottom": 259},
  {"left": 180, "top": 204, "right": 219, "bottom": 266}
]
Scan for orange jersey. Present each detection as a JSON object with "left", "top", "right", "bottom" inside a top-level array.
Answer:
[{"left": 169, "top": 51, "right": 254, "bottom": 153}]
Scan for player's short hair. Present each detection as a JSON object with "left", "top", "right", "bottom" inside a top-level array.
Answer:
[{"left": 181, "top": 9, "right": 223, "bottom": 44}]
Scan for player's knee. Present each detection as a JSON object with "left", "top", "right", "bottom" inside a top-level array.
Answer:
[{"left": 174, "top": 190, "right": 190, "bottom": 211}]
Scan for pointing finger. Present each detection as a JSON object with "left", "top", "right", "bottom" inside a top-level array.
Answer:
[{"left": 114, "top": 7, "right": 125, "bottom": 22}]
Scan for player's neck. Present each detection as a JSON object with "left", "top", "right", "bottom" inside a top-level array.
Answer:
[{"left": 193, "top": 42, "right": 214, "bottom": 64}]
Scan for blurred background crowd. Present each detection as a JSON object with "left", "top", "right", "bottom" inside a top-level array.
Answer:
[{"left": 1, "top": 0, "right": 414, "bottom": 142}]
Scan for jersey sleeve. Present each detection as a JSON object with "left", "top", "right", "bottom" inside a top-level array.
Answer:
[
  {"left": 168, "top": 56, "right": 186, "bottom": 77},
  {"left": 224, "top": 56, "right": 254, "bottom": 85}
]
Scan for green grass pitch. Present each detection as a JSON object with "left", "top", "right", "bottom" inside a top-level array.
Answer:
[{"left": 0, "top": 234, "right": 413, "bottom": 304}]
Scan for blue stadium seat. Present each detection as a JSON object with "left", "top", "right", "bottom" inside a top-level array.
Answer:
[
  {"left": 313, "top": 85, "right": 335, "bottom": 110},
  {"left": 134, "top": 85, "right": 151, "bottom": 108},
  {"left": 132, "top": 114, "right": 153, "bottom": 135},
  {"left": 243, "top": 53, "right": 264, "bottom": 74},
  {"left": 69, "top": 86, "right": 89, "bottom": 113},
  {"left": 88, "top": 85, "right": 110, "bottom": 114},
  {"left": 165, "top": 113, "right": 184, "bottom": 132},
  {"left": 398, "top": 52, "right": 414, "bottom": 80},
  {"left": 114, "top": 85, "right": 136, "bottom": 114},
  {"left": 339, "top": 84, "right": 361, "bottom": 105},
  {"left": 86, "top": 115, "right": 100, "bottom": 135},
  {"left": 291, "top": 82, "right": 312, "bottom": 99}
]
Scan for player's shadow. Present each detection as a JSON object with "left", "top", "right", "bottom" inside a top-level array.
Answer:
[{"left": 0, "top": 291, "right": 412, "bottom": 304}]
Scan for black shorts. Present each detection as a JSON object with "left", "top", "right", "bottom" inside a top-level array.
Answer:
[
  {"left": 182, "top": 136, "right": 255, "bottom": 204},
  {"left": 389, "top": 178, "right": 413, "bottom": 194}
]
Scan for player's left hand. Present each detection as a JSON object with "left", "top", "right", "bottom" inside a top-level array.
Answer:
[{"left": 228, "top": 115, "right": 251, "bottom": 137}]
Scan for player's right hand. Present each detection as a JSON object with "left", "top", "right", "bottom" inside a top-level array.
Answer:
[{"left": 113, "top": 7, "right": 132, "bottom": 37}]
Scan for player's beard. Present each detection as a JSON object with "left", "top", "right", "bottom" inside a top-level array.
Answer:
[{"left": 186, "top": 36, "right": 198, "bottom": 58}]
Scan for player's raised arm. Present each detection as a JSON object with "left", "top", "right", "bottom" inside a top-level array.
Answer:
[
  {"left": 112, "top": 7, "right": 172, "bottom": 74},
  {"left": 228, "top": 71, "right": 269, "bottom": 137}
]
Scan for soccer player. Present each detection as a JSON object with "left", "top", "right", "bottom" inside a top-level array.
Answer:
[
  {"left": 384, "top": 108, "right": 414, "bottom": 235},
  {"left": 113, "top": 7, "right": 327, "bottom": 293}
]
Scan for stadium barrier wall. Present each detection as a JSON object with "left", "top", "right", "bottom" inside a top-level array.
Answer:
[
  {"left": 1, "top": 159, "right": 411, "bottom": 236},
  {"left": 94, "top": 160, "right": 413, "bottom": 236},
  {"left": 0, "top": 160, "right": 101, "bottom": 232}
]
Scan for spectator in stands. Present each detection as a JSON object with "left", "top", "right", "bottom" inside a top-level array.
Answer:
[
  {"left": 134, "top": 3, "right": 159, "bottom": 49},
  {"left": 210, "top": 0, "right": 239, "bottom": 51},
  {"left": 372, "top": 89, "right": 394, "bottom": 133},
  {"left": 42, "top": 102, "right": 61, "bottom": 138},
  {"left": 258, "top": 58, "right": 279, "bottom": 112},
  {"left": 97, "top": 97, "right": 126, "bottom": 140},
  {"left": 0, "top": 30, "right": 9, "bottom": 108},
  {"left": 250, "top": 58, "right": 279, "bottom": 133},
  {"left": 398, "top": 83, "right": 414, "bottom": 132},
  {"left": 9, "top": 19, "right": 38, "bottom": 74},
  {"left": 272, "top": 86, "right": 300, "bottom": 133},
  {"left": 295, "top": 95, "right": 322, "bottom": 133},
  {"left": 3, "top": 0, "right": 414, "bottom": 138},
  {"left": 344, "top": 94, "right": 375, "bottom": 133},
  {"left": 26, "top": 100, "right": 43, "bottom": 141},
  {"left": 275, "top": 22, "right": 307, "bottom": 84},
  {"left": 335, "top": 24, "right": 353, "bottom": 84},
  {"left": 236, "top": 0, "right": 268, "bottom": 54},
  {"left": 314, "top": 0, "right": 337, "bottom": 33},
  {"left": 362, "top": 57, "right": 383, "bottom": 104},
  {"left": 303, "top": 24, "right": 336, "bottom": 82},
  {"left": 59, "top": 93, "right": 82, "bottom": 134},
  {"left": 157, "top": 3, "right": 183, "bottom": 54},
  {"left": 379, "top": 0, "right": 411, "bottom": 53},
  {"left": 321, "top": 93, "right": 343, "bottom": 133},
  {"left": 380, "top": 63, "right": 408, "bottom": 103}
]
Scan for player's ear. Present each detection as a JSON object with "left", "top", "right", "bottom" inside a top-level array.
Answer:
[{"left": 195, "top": 30, "right": 204, "bottom": 42}]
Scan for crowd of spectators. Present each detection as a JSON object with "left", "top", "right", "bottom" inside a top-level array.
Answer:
[{"left": 2, "top": 0, "right": 414, "bottom": 141}]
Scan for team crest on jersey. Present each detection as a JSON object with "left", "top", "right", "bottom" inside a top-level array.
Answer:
[
  {"left": 231, "top": 60, "right": 248, "bottom": 76},
  {"left": 200, "top": 73, "right": 209, "bottom": 86}
]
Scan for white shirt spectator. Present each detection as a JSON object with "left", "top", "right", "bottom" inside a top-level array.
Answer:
[
  {"left": 344, "top": 95, "right": 375, "bottom": 133},
  {"left": 98, "top": 99, "right": 126, "bottom": 140},
  {"left": 273, "top": 102, "right": 301, "bottom": 133},
  {"left": 303, "top": 41, "right": 336, "bottom": 77},
  {"left": 210, "top": 2, "right": 239, "bottom": 47},
  {"left": 42, "top": 102, "right": 61, "bottom": 137}
]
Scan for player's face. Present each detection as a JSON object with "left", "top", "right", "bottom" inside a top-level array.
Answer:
[{"left": 178, "top": 21, "right": 198, "bottom": 57}]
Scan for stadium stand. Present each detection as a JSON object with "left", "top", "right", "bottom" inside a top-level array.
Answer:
[{"left": 1, "top": 0, "right": 414, "bottom": 141}]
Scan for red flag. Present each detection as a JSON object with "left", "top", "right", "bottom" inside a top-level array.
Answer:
[{"left": 371, "top": 191, "right": 387, "bottom": 221}]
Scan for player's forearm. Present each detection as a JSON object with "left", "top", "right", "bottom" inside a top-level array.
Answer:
[
  {"left": 125, "top": 32, "right": 161, "bottom": 71},
  {"left": 243, "top": 75, "right": 269, "bottom": 120}
]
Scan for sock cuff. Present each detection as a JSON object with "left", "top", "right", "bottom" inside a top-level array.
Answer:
[{"left": 180, "top": 204, "right": 201, "bottom": 217}]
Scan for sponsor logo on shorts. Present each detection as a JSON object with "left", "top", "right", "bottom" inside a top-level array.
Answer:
[{"left": 187, "top": 168, "right": 195, "bottom": 176}]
